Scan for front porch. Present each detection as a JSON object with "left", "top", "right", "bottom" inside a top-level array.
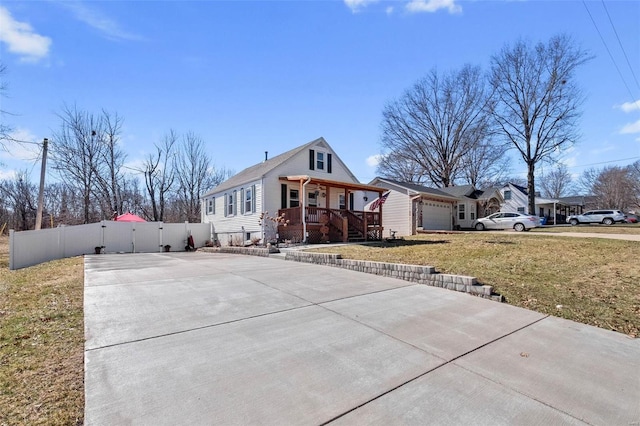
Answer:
[{"left": 278, "top": 206, "right": 382, "bottom": 244}]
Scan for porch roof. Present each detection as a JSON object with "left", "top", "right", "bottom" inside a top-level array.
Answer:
[{"left": 280, "top": 175, "right": 384, "bottom": 194}]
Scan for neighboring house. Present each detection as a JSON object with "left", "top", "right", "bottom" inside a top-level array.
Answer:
[
  {"left": 368, "top": 178, "right": 458, "bottom": 235},
  {"left": 368, "top": 179, "right": 505, "bottom": 235},
  {"left": 439, "top": 185, "right": 503, "bottom": 229},
  {"left": 201, "top": 137, "right": 385, "bottom": 245},
  {"left": 499, "top": 183, "right": 574, "bottom": 224}
]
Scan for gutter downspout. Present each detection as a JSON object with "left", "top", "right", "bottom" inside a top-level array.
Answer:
[{"left": 302, "top": 176, "right": 312, "bottom": 243}]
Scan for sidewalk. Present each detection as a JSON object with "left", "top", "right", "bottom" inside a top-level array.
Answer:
[{"left": 84, "top": 252, "right": 640, "bottom": 425}]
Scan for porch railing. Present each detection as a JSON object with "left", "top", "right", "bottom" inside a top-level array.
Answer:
[{"left": 278, "top": 207, "right": 382, "bottom": 243}]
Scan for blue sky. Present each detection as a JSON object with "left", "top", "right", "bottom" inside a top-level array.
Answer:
[{"left": 1, "top": 0, "right": 639, "bottom": 187}]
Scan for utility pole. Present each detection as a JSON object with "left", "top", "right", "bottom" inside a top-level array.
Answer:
[{"left": 35, "top": 138, "right": 48, "bottom": 230}]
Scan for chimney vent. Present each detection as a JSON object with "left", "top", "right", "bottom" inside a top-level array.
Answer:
[{"left": 264, "top": 151, "right": 268, "bottom": 162}]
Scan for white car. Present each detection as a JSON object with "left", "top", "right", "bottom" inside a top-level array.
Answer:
[
  {"left": 566, "top": 210, "right": 626, "bottom": 226},
  {"left": 473, "top": 212, "right": 539, "bottom": 232}
]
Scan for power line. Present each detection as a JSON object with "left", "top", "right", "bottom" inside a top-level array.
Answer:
[
  {"left": 582, "top": 1, "right": 637, "bottom": 102},
  {"left": 601, "top": 0, "right": 640, "bottom": 93},
  {"left": 510, "top": 155, "right": 640, "bottom": 177}
]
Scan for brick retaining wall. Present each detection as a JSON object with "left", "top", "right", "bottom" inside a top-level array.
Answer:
[
  {"left": 201, "top": 246, "right": 500, "bottom": 300},
  {"left": 285, "top": 251, "right": 497, "bottom": 300}
]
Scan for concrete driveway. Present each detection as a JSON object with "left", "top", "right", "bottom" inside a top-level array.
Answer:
[{"left": 84, "top": 252, "right": 640, "bottom": 425}]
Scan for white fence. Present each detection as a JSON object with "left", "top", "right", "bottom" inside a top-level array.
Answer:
[{"left": 9, "top": 221, "right": 213, "bottom": 270}]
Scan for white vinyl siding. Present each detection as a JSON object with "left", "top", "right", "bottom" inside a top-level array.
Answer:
[
  {"left": 500, "top": 184, "right": 530, "bottom": 214},
  {"left": 379, "top": 190, "right": 412, "bottom": 238}
]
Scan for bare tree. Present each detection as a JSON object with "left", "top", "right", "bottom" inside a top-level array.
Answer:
[
  {"left": 588, "top": 165, "right": 638, "bottom": 211},
  {"left": 490, "top": 34, "right": 591, "bottom": 214},
  {"left": 376, "top": 155, "right": 429, "bottom": 185},
  {"left": 93, "top": 110, "right": 126, "bottom": 216},
  {"left": 459, "top": 139, "right": 511, "bottom": 189},
  {"left": 380, "top": 64, "right": 494, "bottom": 187},
  {"left": 174, "top": 133, "right": 229, "bottom": 222},
  {"left": 50, "top": 105, "right": 128, "bottom": 223},
  {"left": 0, "top": 171, "right": 37, "bottom": 230},
  {"left": 51, "top": 105, "right": 104, "bottom": 223},
  {"left": 141, "top": 130, "right": 177, "bottom": 221},
  {"left": 0, "top": 62, "right": 11, "bottom": 152},
  {"left": 539, "top": 163, "right": 572, "bottom": 198}
]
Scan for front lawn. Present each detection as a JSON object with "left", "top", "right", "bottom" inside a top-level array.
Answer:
[
  {"left": 309, "top": 233, "right": 640, "bottom": 337},
  {"left": 0, "top": 236, "right": 84, "bottom": 425}
]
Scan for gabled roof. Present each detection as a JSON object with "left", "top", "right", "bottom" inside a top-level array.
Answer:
[
  {"left": 202, "top": 137, "right": 326, "bottom": 197},
  {"left": 370, "top": 178, "right": 460, "bottom": 201},
  {"left": 476, "top": 187, "right": 502, "bottom": 201},
  {"left": 507, "top": 182, "right": 528, "bottom": 195},
  {"left": 439, "top": 185, "right": 475, "bottom": 198}
]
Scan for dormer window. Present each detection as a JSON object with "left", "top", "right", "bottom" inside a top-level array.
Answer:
[
  {"left": 317, "top": 152, "right": 325, "bottom": 170},
  {"left": 309, "top": 149, "right": 332, "bottom": 173}
]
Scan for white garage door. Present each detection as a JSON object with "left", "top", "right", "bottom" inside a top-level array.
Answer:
[{"left": 422, "top": 202, "right": 452, "bottom": 230}]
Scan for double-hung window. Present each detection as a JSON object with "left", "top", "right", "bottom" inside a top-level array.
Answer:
[
  {"left": 290, "top": 189, "right": 300, "bottom": 208},
  {"left": 316, "top": 152, "right": 325, "bottom": 170},
  {"left": 226, "top": 192, "right": 235, "bottom": 216},
  {"left": 244, "top": 187, "right": 253, "bottom": 213},
  {"left": 207, "top": 198, "right": 215, "bottom": 215}
]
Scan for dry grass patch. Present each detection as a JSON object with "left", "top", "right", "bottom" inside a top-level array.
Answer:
[
  {"left": 0, "top": 236, "right": 84, "bottom": 425},
  {"left": 311, "top": 234, "right": 639, "bottom": 337}
]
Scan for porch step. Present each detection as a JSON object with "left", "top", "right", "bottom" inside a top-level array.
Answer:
[{"left": 348, "top": 230, "right": 365, "bottom": 242}]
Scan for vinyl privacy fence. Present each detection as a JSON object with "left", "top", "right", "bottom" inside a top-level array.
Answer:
[{"left": 9, "top": 221, "right": 213, "bottom": 270}]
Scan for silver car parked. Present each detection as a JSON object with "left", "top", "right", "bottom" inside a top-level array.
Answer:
[
  {"left": 566, "top": 210, "right": 626, "bottom": 226},
  {"left": 473, "top": 212, "right": 540, "bottom": 232}
]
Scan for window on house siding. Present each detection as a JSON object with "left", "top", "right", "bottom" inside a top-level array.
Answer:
[
  {"left": 517, "top": 207, "right": 525, "bottom": 213},
  {"left": 227, "top": 192, "right": 234, "bottom": 216},
  {"left": 308, "top": 192, "right": 317, "bottom": 207},
  {"left": 458, "top": 204, "right": 465, "bottom": 220},
  {"left": 207, "top": 198, "right": 215, "bottom": 215},
  {"left": 290, "top": 189, "right": 299, "bottom": 208},
  {"left": 339, "top": 194, "right": 346, "bottom": 210},
  {"left": 317, "top": 152, "right": 325, "bottom": 170},
  {"left": 244, "top": 186, "right": 254, "bottom": 214},
  {"left": 504, "top": 190, "right": 512, "bottom": 200}
]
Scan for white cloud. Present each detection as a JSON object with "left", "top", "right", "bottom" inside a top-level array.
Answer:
[
  {"left": 618, "top": 100, "right": 640, "bottom": 113},
  {"left": 386, "top": 6, "right": 395, "bottom": 15},
  {"left": 406, "top": 0, "right": 462, "bottom": 14},
  {"left": 620, "top": 119, "right": 640, "bottom": 134},
  {"left": 366, "top": 154, "right": 382, "bottom": 167},
  {"left": 58, "top": 1, "right": 143, "bottom": 41},
  {"left": 344, "top": 0, "right": 380, "bottom": 13},
  {"left": 1, "top": 128, "right": 42, "bottom": 162},
  {"left": 0, "top": 6, "right": 51, "bottom": 62}
]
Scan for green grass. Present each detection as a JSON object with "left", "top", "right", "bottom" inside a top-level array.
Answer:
[
  {"left": 0, "top": 236, "right": 84, "bottom": 425},
  {"left": 309, "top": 233, "right": 640, "bottom": 337}
]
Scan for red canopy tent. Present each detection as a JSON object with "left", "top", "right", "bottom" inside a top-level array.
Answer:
[{"left": 115, "top": 212, "right": 146, "bottom": 222}]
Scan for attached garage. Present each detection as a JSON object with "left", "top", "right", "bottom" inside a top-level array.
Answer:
[
  {"left": 421, "top": 201, "right": 453, "bottom": 230},
  {"left": 369, "top": 178, "right": 459, "bottom": 237}
]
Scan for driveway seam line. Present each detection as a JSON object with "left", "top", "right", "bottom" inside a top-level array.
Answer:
[
  {"left": 84, "top": 304, "right": 313, "bottom": 351},
  {"left": 451, "top": 362, "right": 593, "bottom": 425},
  {"left": 321, "top": 314, "right": 551, "bottom": 425}
]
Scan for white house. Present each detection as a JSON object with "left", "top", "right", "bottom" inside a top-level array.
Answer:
[
  {"left": 201, "top": 137, "right": 385, "bottom": 245},
  {"left": 439, "top": 185, "right": 503, "bottom": 229},
  {"left": 499, "top": 183, "right": 567, "bottom": 224}
]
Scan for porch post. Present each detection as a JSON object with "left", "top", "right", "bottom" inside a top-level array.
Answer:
[{"left": 364, "top": 213, "right": 368, "bottom": 241}]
